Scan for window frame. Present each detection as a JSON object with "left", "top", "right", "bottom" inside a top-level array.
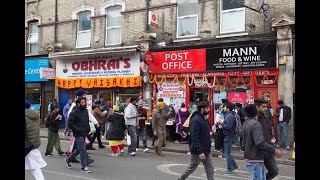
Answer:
[
  {"left": 219, "top": 0, "right": 246, "bottom": 34},
  {"left": 176, "top": 0, "right": 199, "bottom": 39},
  {"left": 27, "top": 22, "right": 39, "bottom": 54},
  {"left": 76, "top": 11, "right": 92, "bottom": 48},
  {"left": 105, "top": 6, "right": 122, "bottom": 46}
]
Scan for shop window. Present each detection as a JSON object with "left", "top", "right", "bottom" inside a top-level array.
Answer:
[
  {"left": 27, "top": 22, "right": 38, "bottom": 54},
  {"left": 177, "top": 0, "right": 198, "bottom": 38},
  {"left": 220, "top": 0, "right": 245, "bottom": 34},
  {"left": 106, "top": 5, "right": 122, "bottom": 45},
  {"left": 76, "top": 11, "right": 92, "bottom": 48}
]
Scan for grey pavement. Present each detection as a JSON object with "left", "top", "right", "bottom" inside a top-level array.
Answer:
[
  {"left": 39, "top": 128, "right": 295, "bottom": 166},
  {"left": 25, "top": 138, "right": 295, "bottom": 180}
]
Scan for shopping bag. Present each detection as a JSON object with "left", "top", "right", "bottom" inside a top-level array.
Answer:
[
  {"left": 67, "top": 136, "right": 75, "bottom": 155},
  {"left": 126, "top": 134, "right": 131, "bottom": 145}
]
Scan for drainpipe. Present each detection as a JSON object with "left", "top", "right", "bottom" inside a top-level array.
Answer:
[
  {"left": 146, "top": 0, "right": 150, "bottom": 32},
  {"left": 54, "top": 0, "right": 58, "bottom": 43}
]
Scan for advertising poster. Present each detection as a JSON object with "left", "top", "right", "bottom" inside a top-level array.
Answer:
[
  {"left": 157, "top": 81, "right": 186, "bottom": 111},
  {"left": 227, "top": 92, "right": 247, "bottom": 103},
  {"left": 85, "top": 95, "right": 93, "bottom": 109},
  {"left": 213, "top": 92, "right": 227, "bottom": 103}
]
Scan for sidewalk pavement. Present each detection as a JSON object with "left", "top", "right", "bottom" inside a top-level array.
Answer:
[{"left": 40, "top": 128, "right": 295, "bottom": 166}]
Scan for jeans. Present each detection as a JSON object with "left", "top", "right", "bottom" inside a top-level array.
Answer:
[
  {"left": 137, "top": 126, "right": 147, "bottom": 148},
  {"left": 277, "top": 122, "right": 289, "bottom": 147},
  {"left": 68, "top": 136, "right": 88, "bottom": 170},
  {"left": 264, "top": 153, "right": 279, "bottom": 180},
  {"left": 101, "top": 118, "right": 106, "bottom": 136},
  {"left": 179, "top": 153, "right": 214, "bottom": 180},
  {"left": 127, "top": 125, "right": 137, "bottom": 153},
  {"left": 45, "top": 130, "right": 62, "bottom": 154},
  {"left": 90, "top": 123, "right": 103, "bottom": 147},
  {"left": 246, "top": 162, "right": 266, "bottom": 180},
  {"left": 223, "top": 136, "right": 237, "bottom": 171}
]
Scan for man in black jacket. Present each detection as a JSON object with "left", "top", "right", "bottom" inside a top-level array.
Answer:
[
  {"left": 255, "top": 98, "right": 279, "bottom": 180},
  {"left": 276, "top": 100, "right": 292, "bottom": 150},
  {"left": 178, "top": 101, "right": 214, "bottom": 180},
  {"left": 235, "top": 103, "right": 246, "bottom": 152},
  {"left": 242, "top": 104, "right": 282, "bottom": 180},
  {"left": 65, "top": 97, "right": 91, "bottom": 173}
]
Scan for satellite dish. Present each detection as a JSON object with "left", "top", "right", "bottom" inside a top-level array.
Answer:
[{"left": 257, "top": 0, "right": 265, "bottom": 11}]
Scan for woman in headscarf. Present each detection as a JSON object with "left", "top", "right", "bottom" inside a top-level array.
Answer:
[{"left": 174, "top": 103, "right": 190, "bottom": 144}]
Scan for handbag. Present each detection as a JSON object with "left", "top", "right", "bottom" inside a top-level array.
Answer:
[
  {"left": 126, "top": 134, "right": 131, "bottom": 145},
  {"left": 182, "top": 114, "right": 192, "bottom": 133},
  {"left": 25, "top": 118, "right": 34, "bottom": 156}
]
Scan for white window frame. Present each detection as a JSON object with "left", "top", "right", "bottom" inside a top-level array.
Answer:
[
  {"left": 176, "top": 0, "right": 198, "bottom": 39},
  {"left": 76, "top": 11, "right": 92, "bottom": 48},
  {"left": 220, "top": 0, "right": 245, "bottom": 34},
  {"left": 105, "top": 6, "right": 122, "bottom": 46},
  {"left": 27, "top": 22, "right": 39, "bottom": 54}
]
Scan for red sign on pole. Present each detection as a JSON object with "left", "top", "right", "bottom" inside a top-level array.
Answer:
[
  {"left": 149, "top": 49, "right": 206, "bottom": 73},
  {"left": 145, "top": 51, "right": 153, "bottom": 65}
]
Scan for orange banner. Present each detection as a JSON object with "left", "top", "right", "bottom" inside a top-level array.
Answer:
[{"left": 55, "top": 76, "right": 142, "bottom": 89}]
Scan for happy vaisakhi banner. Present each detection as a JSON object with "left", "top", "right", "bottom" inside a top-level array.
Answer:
[{"left": 56, "top": 76, "right": 142, "bottom": 89}]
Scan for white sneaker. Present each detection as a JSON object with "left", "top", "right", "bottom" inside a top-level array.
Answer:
[
  {"left": 187, "top": 152, "right": 191, "bottom": 155},
  {"left": 136, "top": 148, "right": 141, "bottom": 151},
  {"left": 211, "top": 142, "right": 215, "bottom": 147},
  {"left": 175, "top": 140, "right": 180, "bottom": 144},
  {"left": 111, "top": 153, "right": 118, "bottom": 157},
  {"left": 143, "top": 148, "right": 150, "bottom": 152},
  {"left": 102, "top": 136, "right": 105, "bottom": 138},
  {"left": 119, "top": 149, "right": 124, "bottom": 155},
  {"left": 130, "top": 152, "right": 136, "bottom": 156},
  {"left": 87, "top": 150, "right": 90, "bottom": 154}
]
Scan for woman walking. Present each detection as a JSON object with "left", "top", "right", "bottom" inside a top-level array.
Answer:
[
  {"left": 106, "top": 107, "right": 127, "bottom": 156},
  {"left": 175, "top": 103, "right": 190, "bottom": 144}
]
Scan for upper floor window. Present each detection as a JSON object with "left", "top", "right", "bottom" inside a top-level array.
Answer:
[
  {"left": 177, "top": 0, "right": 198, "bottom": 38},
  {"left": 76, "top": 11, "right": 92, "bottom": 48},
  {"left": 220, "top": 0, "right": 245, "bottom": 34},
  {"left": 27, "top": 22, "right": 38, "bottom": 54},
  {"left": 106, "top": 5, "right": 122, "bottom": 45}
]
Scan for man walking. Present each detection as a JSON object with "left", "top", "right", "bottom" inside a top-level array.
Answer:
[
  {"left": 276, "top": 100, "right": 292, "bottom": 150},
  {"left": 222, "top": 102, "right": 239, "bottom": 174},
  {"left": 90, "top": 100, "right": 107, "bottom": 149},
  {"left": 255, "top": 98, "right": 279, "bottom": 180},
  {"left": 124, "top": 97, "right": 139, "bottom": 156},
  {"left": 152, "top": 101, "right": 169, "bottom": 156},
  {"left": 136, "top": 100, "right": 150, "bottom": 152},
  {"left": 242, "top": 104, "right": 282, "bottom": 180},
  {"left": 178, "top": 101, "right": 214, "bottom": 180},
  {"left": 65, "top": 97, "right": 91, "bottom": 173},
  {"left": 63, "top": 99, "right": 72, "bottom": 136}
]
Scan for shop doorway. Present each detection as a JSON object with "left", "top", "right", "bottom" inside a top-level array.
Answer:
[
  {"left": 255, "top": 87, "right": 278, "bottom": 138},
  {"left": 189, "top": 87, "right": 214, "bottom": 127}
]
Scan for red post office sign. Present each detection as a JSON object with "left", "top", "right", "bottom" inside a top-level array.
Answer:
[{"left": 150, "top": 49, "right": 206, "bottom": 73}]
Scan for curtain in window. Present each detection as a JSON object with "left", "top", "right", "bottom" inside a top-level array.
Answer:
[
  {"left": 178, "top": 0, "right": 197, "bottom": 37},
  {"left": 178, "top": 17, "right": 197, "bottom": 36},
  {"left": 77, "top": 31, "right": 91, "bottom": 48},
  {"left": 221, "top": 10, "right": 245, "bottom": 33},
  {"left": 107, "top": 28, "right": 120, "bottom": 44},
  {"left": 106, "top": 6, "right": 121, "bottom": 44}
]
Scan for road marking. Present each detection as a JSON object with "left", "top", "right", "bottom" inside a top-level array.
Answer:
[
  {"left": 157, "top": 163, "right": 295, "bottom": 180},
  {"left": 42, "top": 170, "right": 99, "bottom": 180}
]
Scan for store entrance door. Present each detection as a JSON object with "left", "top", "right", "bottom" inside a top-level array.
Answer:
[{"left": 189, "top": 87, "right": 214, "bottom": 128}]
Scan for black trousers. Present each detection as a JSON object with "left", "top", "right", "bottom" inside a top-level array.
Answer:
[
  {"left": 90, "top": 124, "right": 103, "bottom": 147},
  {"left": 264, "top": 153, "right": 279, "bottom": 180}
]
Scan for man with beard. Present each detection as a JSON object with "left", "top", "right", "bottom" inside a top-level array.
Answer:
[
  {"left": 178, "top": 101, "right": 214, "bottom": 180},
  {"left": 152, "top": 102, "right": 169, "bottom": 156},
  {"left": 255, "top": 98, "right": 280, "bottom": 180},
  {"left": 65, "top": 97, "right": 91, "bottom": 173}
]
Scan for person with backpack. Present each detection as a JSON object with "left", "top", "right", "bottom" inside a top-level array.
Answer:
[
  {"left": 235, "top": 103, "right": 246, "bottom": 152},
  {"left": 222, "top": 102, "right": 239, "bottom": 175}
]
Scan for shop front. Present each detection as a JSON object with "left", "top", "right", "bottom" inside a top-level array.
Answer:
[
  {"left": 25, "top": 58, "right": 55, "bottom": 122},
  {"left": 149, "top": 41, "right": 278, "bottom": 130},
  {"left": 55, "top": 52, "right": 142, "bottom": 126}
]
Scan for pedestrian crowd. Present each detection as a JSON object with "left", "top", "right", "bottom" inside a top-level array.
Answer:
[{"left": 25, "top": 88, "right": 292, "bottom": 180}]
